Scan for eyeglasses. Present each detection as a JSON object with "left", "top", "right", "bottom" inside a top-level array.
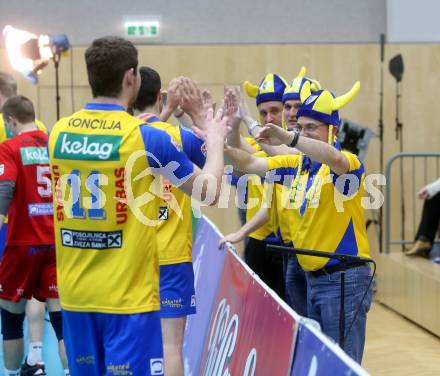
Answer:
[{"left": 293, "top": 123, "right": 326, "bottom": 132}]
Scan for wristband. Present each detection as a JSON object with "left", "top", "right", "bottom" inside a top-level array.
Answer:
[
  {"left": 247, "top": 120, "right": 260, "bottom": 138},
  {"left": 289, "top": 131, "right": 300, "bottom": 148}
]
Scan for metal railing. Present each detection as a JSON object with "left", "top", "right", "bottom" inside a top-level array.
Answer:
[{"left": 385, "top": 152, "right": 440, "bottom": 254}]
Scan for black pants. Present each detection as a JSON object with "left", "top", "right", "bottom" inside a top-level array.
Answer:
[
  {"left": 244, "top": 237, "right": 285, "bottom": 300},
  {"left": 416, "top": 192, "right": 440, "bottom": 243}
]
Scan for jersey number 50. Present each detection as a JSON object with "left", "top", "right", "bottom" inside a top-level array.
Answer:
[{"left": 37, "top": 165, "right": 52, "bottom": 197}]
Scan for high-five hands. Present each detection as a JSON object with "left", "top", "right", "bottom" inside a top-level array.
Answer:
[{"left": 256, "top": 123, "right": 292, "bottom": 146}]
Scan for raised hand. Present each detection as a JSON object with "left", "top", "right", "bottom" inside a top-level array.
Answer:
[
  {"left": 160, "top": 77, "right": 183, "bottom": 121},
  {"left": 256, "top": 123, "right": 292, "bottom": 146},
  {"left": 180, "top": 77, "right": 204, "bottom": 122},
  {"left": 202, "top": 89, "right": 216, "bottom": 115},
  {"left": 221, "top": 88, "right": 242, "bottom": 136},
  {"left": 237, "top": 85, "right": 252, "bottom": 122},
  {"left": 165, "top": 77, "right": 182, "bottom": 112},
  {"left": 223, "top": 88, "right": 238, "bottom": 118},
  {"left": 192, "top": 107, "right": 230, "bottom": 142}
]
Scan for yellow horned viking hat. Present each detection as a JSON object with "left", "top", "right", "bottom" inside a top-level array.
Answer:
[
  {"left": 296, "top": 81, "right": 360, "bottom": 127},
  {"left": 282, "top": 66, "right": 321, "bottom": 102},
  {"left": 244, "top": 73, "right": 288, "bottom": 106}
]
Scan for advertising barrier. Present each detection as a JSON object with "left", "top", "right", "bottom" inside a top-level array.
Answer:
[
  {"left": 183, "top": 216, "right": 370, "bottom": 376},
  {"left": 199, "top": 251, "right": 297, "bottom": 376},
  {"left": 183, "top": 217, "right": 228, "bottom": 375},
  {"left": 184, "top": 217, "right": 298, "bottom": 375},
  {"left": 292, "top": 322, "right": 369, "bottom": 376}
]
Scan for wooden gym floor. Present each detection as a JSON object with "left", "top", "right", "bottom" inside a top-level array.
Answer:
[{"left": 363, "top": 301, "right": 440, "bottom": 375}]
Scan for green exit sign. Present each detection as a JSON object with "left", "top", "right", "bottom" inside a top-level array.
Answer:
[{"left": 124, "top": 20, "right": 160, "bottom": 39}]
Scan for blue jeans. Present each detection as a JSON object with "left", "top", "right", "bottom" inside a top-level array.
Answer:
[
  {"left": 305, "top": 264, "right": 373, "bottom": 364},
  {"left": 284, "top": 253, "right": 308, "bottom": 317}
]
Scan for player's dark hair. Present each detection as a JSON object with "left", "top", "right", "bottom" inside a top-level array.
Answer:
[
  {"left": 133, "top": 67, "right": 161, "bottom": 111},
  {"left": 2, "top": 95, "right": 35, "bottom": 123},
  {"left": 85, "top": 36, "right": 138, "bottom": 98}
]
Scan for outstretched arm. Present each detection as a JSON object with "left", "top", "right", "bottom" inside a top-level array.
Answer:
[
  {"left": 257, "top": 124, "right": 349, "bottom": 175},
  {"left": 219, "top": 207, "right": 269, "bottom": 247},
  {"left": 234, "top": 86, "right": 298, "bottom": 156},
  {"left": 179, "top": 108, "right": 228, "bottom": 203},
  {"left": 225, "top": 146, "right": 269, "bottom": 176}
]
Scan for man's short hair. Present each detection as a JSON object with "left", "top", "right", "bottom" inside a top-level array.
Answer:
[
  {"left": 85, "top": 37, "right": 138, "bottom": 98},
  {"left": 133, "top": 67, "right": 161, "bottom": 111},
  {"left": 2, "top": 95, "right": 35, "bottom": 124},
  {"left": 0, "top": 72, "right": 18, "bottom": 99}
]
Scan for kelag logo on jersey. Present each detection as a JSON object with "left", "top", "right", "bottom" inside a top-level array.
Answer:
[
  {"left": 20, "top": 147, "right": 49, "bottom": 165},
  {"left": 53, "top": 132, "right": 122, "bottom": 161}
]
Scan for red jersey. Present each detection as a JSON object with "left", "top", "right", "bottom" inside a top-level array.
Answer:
[{"left": 0, "top": 130, "right": 54, "bottom": 245}]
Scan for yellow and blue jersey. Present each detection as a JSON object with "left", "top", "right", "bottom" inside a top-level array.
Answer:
[
  {"left": 142, "top": 115, "right": 206, "bottom": 265},
  {"left": 266, "top": 151, "right": 371, "bottom": 271},
  {"left": 245, "top": 168, "right": 278, "bottom": 243},
  {"left": 273, "top": 183, "right": 293, "bottom": 244},
  {"left": 49, "top": 102, "right": 195, "bottom": 314}
]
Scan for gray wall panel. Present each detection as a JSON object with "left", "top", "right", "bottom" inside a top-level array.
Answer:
[
  {"left": 387, "top": 0, "right": 440, "bottom": 42},
  {"left": 0, "top": 0, "right": 385, "bottom": 46}
]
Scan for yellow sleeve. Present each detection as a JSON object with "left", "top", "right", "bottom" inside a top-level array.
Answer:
[
  {"left": 0, "top": 118, "right": 7, "bottom": 143},
  {"left": 266, "top": 154, "right": 300, "bottom": 170},
  {"left": 341, "top": 151, "right": 362, "bottom": 171},
  {"left": 244, "top": 137, "right": 262, "bottom": 152},
  {"left": 253, "top": 150, "right": 268, "bottom": 158},
  {"left": 35, "top": 119, "right": 48, "bottom": 134}
]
